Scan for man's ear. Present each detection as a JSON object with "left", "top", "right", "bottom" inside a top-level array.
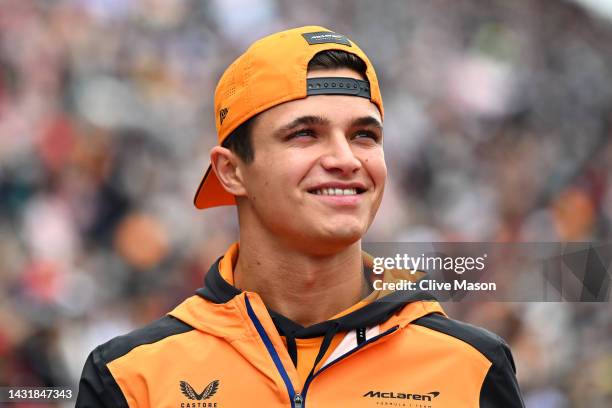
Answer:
[{"left": 210, "top": 146, "right": 248, "bottom": 197}]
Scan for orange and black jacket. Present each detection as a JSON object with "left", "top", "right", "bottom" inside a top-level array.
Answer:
[{"left": 77, "top": 257, "right": 525, "bottom": 407}]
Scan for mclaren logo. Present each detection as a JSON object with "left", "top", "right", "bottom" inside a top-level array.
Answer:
[
  {"left": 363, "top": 390, "right": 440, "bottom": 401},
  {"left": 179, "top": 380, "right": 219, "bottom": 407}
]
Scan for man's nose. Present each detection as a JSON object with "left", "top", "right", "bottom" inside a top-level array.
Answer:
[{"left": 320, "top": 133, "right": 362, "bottom": 174}]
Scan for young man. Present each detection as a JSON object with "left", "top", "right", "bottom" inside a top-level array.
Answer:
[{"left": 77, "top": 26, "right": 525, "bottom": 407}]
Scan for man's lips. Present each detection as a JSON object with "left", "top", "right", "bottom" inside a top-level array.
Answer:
[
  {"left": 307, "top": 182, "right": 367, "bottom": 196},
  {"left": 306, "top": 183, "right": 368, "bottom": 206}
]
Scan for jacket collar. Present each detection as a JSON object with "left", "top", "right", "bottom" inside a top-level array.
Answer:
[{"left": 194, "top": 257, "right": 443, "bottom": 339}]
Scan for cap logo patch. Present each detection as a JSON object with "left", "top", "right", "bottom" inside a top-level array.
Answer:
[
  {"left": 219, "top": 107, "right": 228, "bottom": 125},
  {"left": 302, "top": 31, "right": 351, "bottom": 46}
]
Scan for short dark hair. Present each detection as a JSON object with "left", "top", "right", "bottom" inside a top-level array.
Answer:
[{"left": 221, "top": 50, "right": 367, "bottom": 163}]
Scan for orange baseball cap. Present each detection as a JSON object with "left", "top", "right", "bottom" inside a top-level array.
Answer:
[{"left": 194, "top": 25, "right": 384, "bottom": 209}]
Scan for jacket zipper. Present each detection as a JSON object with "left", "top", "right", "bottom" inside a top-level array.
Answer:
[
  {"left": 293, "top": 393, "right": 303, "bottom": 408},
  {"left": 299, "top": 325, "right": 400, "bottom": 407},
  {"left": 245, "top": 295, "right": 400, "bottom": 408}
]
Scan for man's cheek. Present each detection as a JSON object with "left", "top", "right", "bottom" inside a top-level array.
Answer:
[{"left": 368, "top": 159, "right": 387, "bottom": 187}]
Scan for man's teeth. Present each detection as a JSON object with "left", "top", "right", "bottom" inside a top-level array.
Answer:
[{"left": 312, "top": 188, "right": 358, "bottom": 195}]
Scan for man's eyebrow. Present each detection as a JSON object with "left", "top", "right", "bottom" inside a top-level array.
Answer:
[
  {"left": 273, "top": 115, "right": 383, "bottom": 136},
  {"left": 351, "top": 116, "right": 383, "bottom": 130},
  {"left": 275, "top": 115, "right": 330, "bottom": 135}
]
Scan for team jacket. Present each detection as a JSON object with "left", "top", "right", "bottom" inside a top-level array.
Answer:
[{"left": 77, "top": 255, "right": 525, "bottom": 407}]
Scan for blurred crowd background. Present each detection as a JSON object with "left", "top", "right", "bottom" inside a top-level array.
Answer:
[{"left": 1, "top": 0, "right": 611, "bottom": 407}]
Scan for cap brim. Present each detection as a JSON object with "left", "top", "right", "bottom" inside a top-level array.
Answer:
[{"left": 193, "top": 165, "right": 236, "bottom": 209}]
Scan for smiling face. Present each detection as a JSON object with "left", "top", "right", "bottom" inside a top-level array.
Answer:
[{"left": 233, "top": 68, "right": 386, "bottom": 254}]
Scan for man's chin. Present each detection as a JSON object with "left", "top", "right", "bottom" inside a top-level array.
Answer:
[{"left": 306, "top": 225, "right": 365, "bottom": 252}]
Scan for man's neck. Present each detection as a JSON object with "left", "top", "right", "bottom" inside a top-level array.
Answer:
[{"left": 233, "top": 237, "right": 368, "bottom": 327}]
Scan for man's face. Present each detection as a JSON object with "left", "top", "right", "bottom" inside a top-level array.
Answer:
[{"left": 237, "top": 68, "right": 386, "bottom": 254}]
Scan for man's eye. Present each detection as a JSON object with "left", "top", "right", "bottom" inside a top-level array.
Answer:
[
  {"left": 353, "top": 130, "right": 381, "bottom": 142},
  {"left": 287, "top": 129, "right": 315, "bottom": 139}
]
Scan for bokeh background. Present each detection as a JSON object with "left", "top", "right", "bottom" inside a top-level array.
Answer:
[{"left": 1, "top": 0, "right": 611, "bottom": 407}]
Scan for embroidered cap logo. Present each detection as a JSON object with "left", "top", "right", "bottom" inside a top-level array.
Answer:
[{"left": 219, "top": 108, "right": 229, "bottom": 125}]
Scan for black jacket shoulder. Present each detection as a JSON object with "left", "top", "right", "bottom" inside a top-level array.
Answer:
[
  {"left": 75, "top": 315, "right": 193, "bottom": 408},
  {"left": 412, "top": 313, "right": 525, "bottom": 408}
]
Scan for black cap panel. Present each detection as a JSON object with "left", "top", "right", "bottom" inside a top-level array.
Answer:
[{"left": 306, "top": 77, "right": 371, "bottom": 99}]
